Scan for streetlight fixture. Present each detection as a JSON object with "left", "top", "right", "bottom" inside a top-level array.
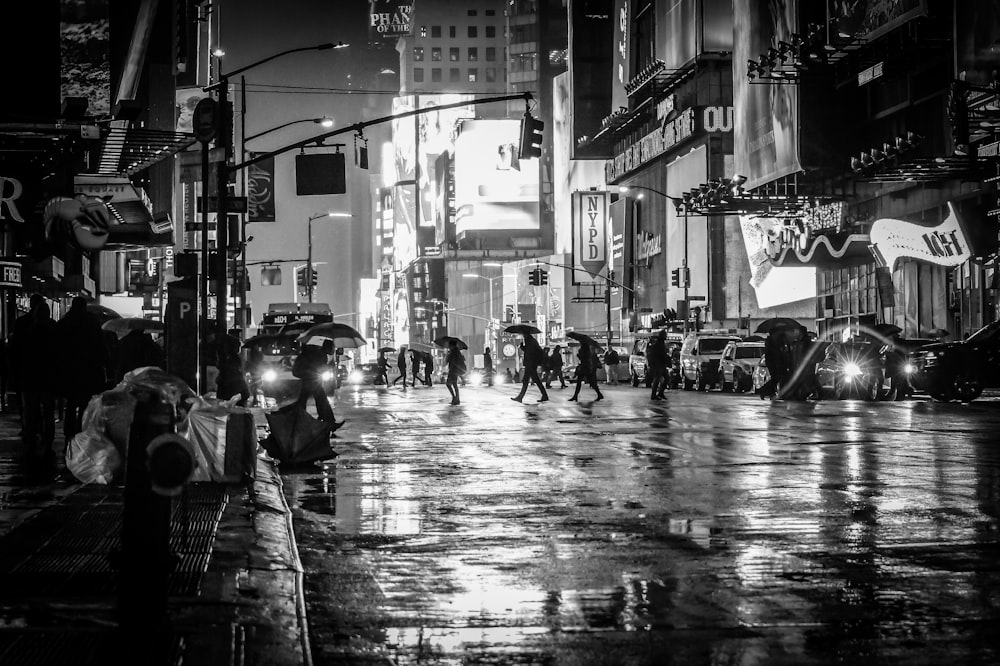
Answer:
[
  {"left": 307, "top": 212, "right": 351, "bottom": 303},
  {"left": 245, "top": 116, "right": 335, "bottom": 143},
  {"left": 462, "top": 272, "right": 503, "bottom": 352}
]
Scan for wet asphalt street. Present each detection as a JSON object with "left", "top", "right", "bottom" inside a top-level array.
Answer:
[{"left": 283, "top": 382, "right": 1000, "bottom": 666}]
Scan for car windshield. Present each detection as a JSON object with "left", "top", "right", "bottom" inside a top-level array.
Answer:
[
  {"left": 736, "top": 346, "right": 764, "bottom": 359},
  {"left": 965, "top": 319, "right": 1000, "bottom": 344},
  {"left": 259, "top": 338, "right": 298, "bottom": 356},
  {"left": 699, "top": 339, "right": 734, "bottom": 353}
]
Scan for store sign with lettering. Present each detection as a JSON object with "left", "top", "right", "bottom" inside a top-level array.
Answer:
[
  {"left": 571, "top": 190, "right": 609, "bottom": 281},
  {"left": 605, "top": 106, "right": 733, "bottom": 182},
  {"left": 0, "top": 176, "right": 25, "bottom": 223},
  {"left": 636, "top": 233, "right": 662, "bottom": 261},
  {"left": 869, "top": 202, "right": 971, "bottom": 269}
]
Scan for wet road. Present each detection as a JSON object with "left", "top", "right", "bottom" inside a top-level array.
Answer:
[{"left": 282, "top": 383, "right": 1000, "bottom": 665}]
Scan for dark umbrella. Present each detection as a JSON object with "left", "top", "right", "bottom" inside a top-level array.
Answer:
[
  {"left": 566, "top": 331, "right": 604, "bottom": 351},
  {"left": 261, "top": 402, "right": 336, "bottom": 465},
  {"left": 434, "top": 335, "right": 468, "bottom": 350},
  {"left": 296, "top": 322, "right": 366, "bottom": 348},
  {"left": 101, "top": 317, "right": 165, "bottom": 339},
  {"left": 86, "top": 303, "right": 122, "bottom": 323},
  {"left": 504, "top": 324, "right": 542, "bottom": 335},
  {"left": 755, "top": 317, "right": 802, "bottom": 334},
  {"left": 378, "top": 346, "right": 397, "bottom": 353}
]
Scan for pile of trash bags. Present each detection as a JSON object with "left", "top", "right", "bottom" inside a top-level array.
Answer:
[{"left": 65, "top": 366, "right": 255, "bottom": 485}]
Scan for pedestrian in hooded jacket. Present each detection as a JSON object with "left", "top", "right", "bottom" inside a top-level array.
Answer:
[
  {"left": 56, "top": 297, "right": 110, "bottom": 444},
  {"left": 511, "top": 333, "right": 549, "bottom": 403},
  {"left": 569, "top": 341, "right": 604, "bottom": 401}
]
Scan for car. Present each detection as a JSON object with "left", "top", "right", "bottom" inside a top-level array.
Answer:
[
  {"left": 345, "top": 362, "right": 383, "bottom": 386},
  {"left": 719, "top": 340, "right": 765, "bottom": 392},
  {"left": 679, "top": 332, "right": 742, "bottom": 391},
  {"left": 814, "top": 341, "right": 884, "bottom": 401},
  {"left": 629, "top": 332, "right": 682, "bottom": 387},
  {"left": 910, "top": 319, "right": 1000, "bottom": 402}
]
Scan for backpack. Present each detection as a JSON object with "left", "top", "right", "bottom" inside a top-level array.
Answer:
[{"left": 607, "top": 349, "right": 620, "bottom": 365}]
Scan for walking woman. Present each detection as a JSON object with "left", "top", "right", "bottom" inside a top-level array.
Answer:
[
  {"left": 392, "top": 346, "right": 409, "bottom": 388},
  {"left": 511, "top": 333, "right": 549, "bottom": 403},
  {"left": 445, "top": 340, "right": 466, "bottom": 405},
  {"left": 569, "top": 341, "right": 604, "bottom": 402}
]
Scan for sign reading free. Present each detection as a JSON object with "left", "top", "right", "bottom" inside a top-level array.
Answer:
[{"left": 0, "top": 259, "right": 22, "bottom": 289}]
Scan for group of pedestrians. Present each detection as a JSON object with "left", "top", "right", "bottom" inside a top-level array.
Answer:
[{"left": 8, "top": 294, "right": 165, "bottom": 468}]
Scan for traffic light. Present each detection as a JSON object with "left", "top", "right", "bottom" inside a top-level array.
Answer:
[
  {"left": 670, "top": 268, "right": 681, "bottom": 287},
  {"left": 948, "top": 79, "right": 970, "bottom": 156},
  {"left": 518, "top": 113, "right": 544, "bottom": 159},
  {"left": 682, "top": 267, "right": 690, "bottom": 287},
  {"left": 528, "top": 268, "right": 540, "bottom": 286},
  {"left": 538, "top": 269, "right": 548, "bottom": 286},
  {"left": 310, "top": 265, "right": 318, "bottom": 288}
]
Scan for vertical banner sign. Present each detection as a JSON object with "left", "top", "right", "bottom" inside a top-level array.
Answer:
[
  {"left": 369, "top": 1, "right": 414, "bottom": 42},
  {"left": 571, "top": 190, "right": 610, "bottom": 283},
  {"left": 246, "top": 153, "right": 275, "bottom": 222}
]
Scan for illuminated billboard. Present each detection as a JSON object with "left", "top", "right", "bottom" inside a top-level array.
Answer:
[
  {"left": 454, "top": 120, "right": 540, "bottom": 235},
  {"left": 740, "top": 215, "right": 817, "bottom": 308}
]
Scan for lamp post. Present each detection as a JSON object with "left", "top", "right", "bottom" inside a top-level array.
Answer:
[
  {"left": 462, "top": 272, "right": 503, "bottom": 353},
  {"left": 204, "top": 40, "right": 347, "bottom": 347},
  {"left": 244, "top": 116, "right": 334, "bottom": 143},
  {"left": 307, "top": 212, "right": 351, "bottom": 303}
]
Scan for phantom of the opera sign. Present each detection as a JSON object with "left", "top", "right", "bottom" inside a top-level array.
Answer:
[
  {"left": 369, "top": 1, "right": 413, "bottom": 41},
  {"left": 571, "top": 190, "right": 609, "bottom": 283}
]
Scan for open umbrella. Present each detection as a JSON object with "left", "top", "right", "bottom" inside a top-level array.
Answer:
[
  {"left": 260, "top": 402, "right": 336, "bottom": 465},
  {"left": 566, "top": 331, "right": 603, "bottom": 351},
  {"left": 505, "top": 324, "right": 542, "bottom": 335},
  {"left": 755, "top": 317, "right": 801, "bottom": 334},
  {"left": 378, "top": 346, "right": 398, "bottom": 353},
  {"left": 86, "top": 303, "right": 122, "bottom": 323},
  {"left": 102, "top": 317, "right": 165, "bottom": 339},
  {"left": 434, "top": 335, "right": 468, "bottom": 351},
  {"left": 296, "top": 322, "right": 366, "bottom": 348}
]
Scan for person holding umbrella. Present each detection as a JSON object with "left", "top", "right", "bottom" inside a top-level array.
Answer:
[
  {"left": 292, "top": 339, "right": 343, "bottom": 431},
  {"left": 392, "top": 346, "right": 409, "bottom": 388},
  {"left": 569, "top": 340, "right": 604, "bottom": 402},
  {"left": 444, "top": 339, "right": 466, "bottom": 405},
  {"left": 509, "top": 326, "right": 549, "bottom": 403},
  {"left": 376, "top": 348, "right": 392, "bottom": 386},
  {"left": 422, "top": 350, "right": 434, "bottom": 387}
]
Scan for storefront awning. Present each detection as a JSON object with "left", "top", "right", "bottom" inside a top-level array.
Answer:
[{"left": 768, "top": 233, "right": 872, "bottom": 269}]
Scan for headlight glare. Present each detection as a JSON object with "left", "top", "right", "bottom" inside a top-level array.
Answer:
[
  {"left": 349, "top": 370, "right": 363, "bottom": 383},
  {"left": 321, "top": 370, "right": 334, "bottom": 382},
  {"left": 262, "top": 369, "right": 278, "bottom": 383},
  {"left": 844, "top": 362, "right": 863, "bottom": 377}
]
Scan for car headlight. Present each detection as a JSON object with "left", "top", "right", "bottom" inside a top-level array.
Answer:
[
  {"left": 494, "top": 373, "right": 505, "bottom": 385},
  {"left": 844, "top": 362, "right": 862, "bottom": 378},
  {"left": 349, "top": 370, "right": 363, "bottom": 383},
  {"left": 468, "top": 370, "right": 483, "bottom": 385},
  {"left": 904, "top": 363, "right": 915, "bottom": 374},
  {"left": 321, "top": 370, "right": 334, "bottom": 382},
  {"left": 262, "top": 369, "right": 278, "bottom": 383}
]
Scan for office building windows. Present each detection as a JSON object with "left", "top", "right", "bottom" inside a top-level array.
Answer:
[
  {"left": 468, "top": 25, "right": 478, "bottom": 38},
  {"left": 468, "top": 68, "right": 478, "bottom": 82},
  {"left": 450, "top": 67, "right": 460, "bottom": 82},
  {"left": 431, "top": 47, "right": 442, "bottom": 61},
  {"left": 420, "top": 26, "right": 427, "bottom": 38},
  {"left": 486, "top": 67, "right": 497, "bottom": 82},
  {"left": 468, "top": 47, "right": 478, "bottom": 62},
  {"left": 486, "top": 47, "right": 496, "bottom": 61},
  {"left": 431, "top": 68, "right": 442, "bottom": 82},
  {"left": 450, "top": 47, "right": 460, "bottom": 62},
  {"left": 449, "top": 25, "right": 456, "bottom": 38},
  {"left": 413, "top": 47, "right": 424, "bottom": 61},
  {"left": 486, "top": 9, "right": 495, "bottom": 16},
  {"left": 431, "top": 25, "right": 441, "bottom": 38},
  {"left": 486, "top": 25, "right": 496, "bottom": 38},
  {"left": 413, "top": 67, "right": 424, "bottom": 82},
  {"left": 468, "top": 9, "right": 477, "bottom": 16}
]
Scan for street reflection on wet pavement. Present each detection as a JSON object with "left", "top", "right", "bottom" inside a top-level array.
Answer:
[{"left": 283, "top": 385, "right": 1000, "bottom": 665}]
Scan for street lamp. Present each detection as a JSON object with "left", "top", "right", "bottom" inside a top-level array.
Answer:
[
  {"left": 462, "top": 273, "right": 503, "bottom": 352},
  {"left": 244, "top": 116, "right": 334, "bottom": 143},
  {"left": 307, "top": 212, "right": 351, "bottom": 303}
]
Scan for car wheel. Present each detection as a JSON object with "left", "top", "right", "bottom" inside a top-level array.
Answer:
[
  {"left": 953, "top": 375, "right": 983, "bottom": 402},
  {"left": 631, "top": 372, "right": 639, "bottom": 387},
  {"left": 696, "top": 371, "right": 707, "bottom": 392},
  {"left": 722, "top": 380, "right": 734, "bottom": 392}
]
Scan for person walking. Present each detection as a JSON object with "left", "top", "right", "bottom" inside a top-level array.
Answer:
[
  {"left": 293, "top": 339, "right": 343, "bottom": 430},
  {"left": 603, "top": 346, "right": 621, "bottom": 385},
  {"left": 376, "top": 351, "right": 390, "bottom": 386},
  {"left": 569, "top": 341, "right": 604, "bottom": 401},
  {"left": 392, "top": 346, "right": 409, "bottom": 387},
  {"left": 646, "top": 330, "right": 669, "bottom": 400},
  {"left": 56, "top": 296, "right": 110, "bottom": 445},
  {"left": 483, "top": 347, "right": 494, "bottom": 386},
  {"left": 10, "top": 293, "right": 46, "bottom": 432},
  {"left": 444, "top": 340, "right": 466, "bottom": 405},
  {"left": 410, "top": 349, "right": 423, "bottom": 386},
  {"left": 422, "top": 351, "right": 434, "bottom": 387},
  {"left": 545, "top": 345, "right": 566, "bottom": 389},
  {"left": 21, "top": 302, "right": 60, "bottom": 466},
  {"left": 512, "top": 333, "right": 549, "bottom": 403}
]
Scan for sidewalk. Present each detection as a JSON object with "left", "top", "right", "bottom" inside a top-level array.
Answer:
[{"left": 0, "top": 406, "right": 311, "bottom": 666}]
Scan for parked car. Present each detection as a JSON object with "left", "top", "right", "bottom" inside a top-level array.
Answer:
[
  {"left": 719, "top": 340, "right": 765, "bottom": 392},
  {"left": 814, "top": 341, "right": 884, "bottom": 401},
  {"left": 910, "top": 319, "right": 1000, "bottom": 402},
  {"left": 629, "top": 332, "right": 682, "bottom": 387},
  {"left": 679, "top": 332, "right": 742, "bottom": 391}
]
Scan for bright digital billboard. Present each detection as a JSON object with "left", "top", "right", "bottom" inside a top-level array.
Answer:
[{"left": 454, "top": 120, "right": 540, "bottom": 235}]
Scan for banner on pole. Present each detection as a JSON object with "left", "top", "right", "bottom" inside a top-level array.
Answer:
[{"left": 571, "top": 190, "right": 609, "bottom": 283}]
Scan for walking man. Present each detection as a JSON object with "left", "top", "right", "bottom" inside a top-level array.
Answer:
[
  {"left": 376, "top": 350, "right": 390, "bottom": 386},
  {"left": 445, "top": 340, "right": 466, "bottom": 405},
  {"left": 569, "top": 341, "right": 604, "bottom": 401},
  {"left": 410, "top": 349, "right": 423, "bottom": 386},
  {"left": 647, "top": 330, "right": 669, "bottom": 400},
  {"left": 603, "top": 347, "right": 620, "bottom": 385},
  {"left": 483, "top": 347, "right": 494, "bottom": 386},
  {"left": 56, "top": 296, "right": 109, "bottom": 445},
  {"left": 422, "top": 351, "right": 434, "bottom": 387},
  {"left": 293, "top": 340, "right": 343, "bottom": 430},
  {"left": 392, "top": 346, "right": 409, "bottom": 387},
  {"left": 512, "top": 333, "right": 549, "bottom": 403},
  {"left": 545, "top": 345, "right": 566, "bottom": 389},
  {"left": 21, "top": 302, "right": 60, "bottom": 466}
]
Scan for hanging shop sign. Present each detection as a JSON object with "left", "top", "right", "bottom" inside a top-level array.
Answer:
[
  {"left": 0, "top": 259, "right": 22, "bottom": 289},
  {"left": 869, "top": 202, "right": 972, "bottom": 269},
  {"left": 571, "top": 190, "right": 609, "bottom": 282},
  {"left": 605, "top": 106, "right": 733, "bottom": 182}
]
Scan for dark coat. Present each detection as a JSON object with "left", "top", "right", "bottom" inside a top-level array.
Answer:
[
  {"left": 522, "top": 335, "right": 546, "bottom": 368},
  {"left": 293, "top": 344, "right": 329, "bottom": 382},
  {"left": 115, "top": 329, "right": 165, "bottom": 380},
  {"left": 56, "top": 307, "right": 109, "bottom": 396},
  {"left": 20, "top": 310, "right": 60, "bottom": 392}
]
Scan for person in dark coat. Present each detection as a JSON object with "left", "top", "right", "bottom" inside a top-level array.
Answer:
[
  {"left": 56, "top": 297, "right": 110, "bottom": 444},
  {"left": 444, "top": 340, "right": 466, "bottom": 405},
  {"left": 376, "top": 351, "right": 390, "bottom": 385},
  {"left": 544, "top": 345, "right": 566, "bottom": 389},
  {"left": 215, "top": 333, "right": 250, "bottom": 406},
  {"left": 21, "top": 302, "right": 60, "bottom": 465},
  {"left": 422, "top": 351, "right": 434, "bottom": 386},
  {"left": 646, "top": 331, "right": 669, "bottom": 400},
  {"left": 392, "top": 346, "right": 409, "bottom": 387},
  {"left": 10, "top": 293, "right": 46, "bottom": 430},
  {"left": 410, "top": 349, "right": 423, "bottom": 386},
  {"left": 569, "top": 341, "right": 604, "bottom": 401},
  {"left": 512, "top": 333, "right": 549, "bottom": 403},
  {"left": 294, "top": 340, "right": 342, "bottom": 429},
  {"left": 483, "top": 347, "right": 494, "bottom": 386},
  {"left": 114, "top": 327, "right": 165, "bottom": 382}
]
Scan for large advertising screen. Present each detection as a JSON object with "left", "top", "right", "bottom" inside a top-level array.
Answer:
[
  {"left": 569, "top": 0, "right": 614, "bottom": 159},
  {"left": 416, "top": 94, "right": 475, "bottom": 243},
  {"left": 658, "top": 0, "right": 697, "bottom": 69},
  {"left": 740, "top": 215, "right": 816, "bottom": 308},
  {"left": 733, "top": 0, "right": 800, "bottom": 190},
  {"left": 454, "top": 120, "right": 540, "bottom": 235},
  {"left": 391, "top": 96, "right": 417, "bottom": 269},
  {"left": 611, "top": 0, "right": 630, "bottom": 114},
  {"left": 61, "top": 0, "right": 110, "bottom": 117},
  {"left": 369, "top": 1, "right": 414, "bottom": 42}
]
